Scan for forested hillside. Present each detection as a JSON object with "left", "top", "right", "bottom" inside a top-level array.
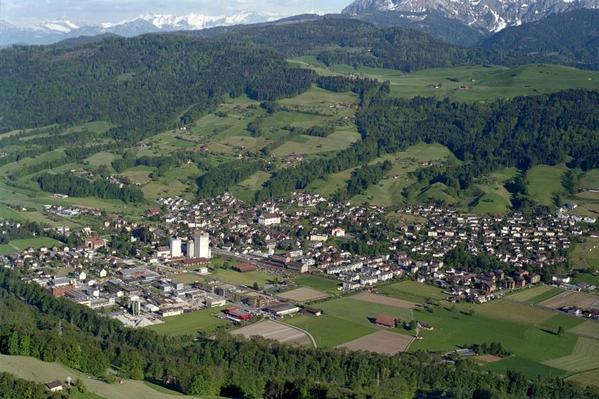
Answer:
[
  {"left": 190, "top": 18, "right": 523, "bottom": 70},
  {"left": 481, "top": 9, "right": 599, "bottom": 69},
  {"left": 256, "top": 76, "right": 598, "bottom": 202},
  {"left": 2, "top": 15, "right": 597, "bottom": 137},
  {"left": 0, "top": 35, "right": 313, "bottom": 134}
]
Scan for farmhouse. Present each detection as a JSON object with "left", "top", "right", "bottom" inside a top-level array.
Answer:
[
  {"left": 417, "top": 321, "right": 434, "bottom": 331},
  {"left": 46, "top": 381, "right": 63, "bottom": 393},
  {"left": 146, "top": 207, "right": 161, "bottom": 217},
  {"left": 84, "top": 236, "right": 106, "bottom": 250},
  {"left": 374, "top": 314, "right": 397, "bottom": 328}
]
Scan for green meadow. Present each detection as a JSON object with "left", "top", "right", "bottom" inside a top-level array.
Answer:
[
  {"left": 148, "top": 307, "right": 228, "bottom": 336},
  {"left": 290, "top": 59, "right": 599, "bottom": 102}
]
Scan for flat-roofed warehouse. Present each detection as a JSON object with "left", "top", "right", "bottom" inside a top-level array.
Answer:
[{"left": 266, "top": 302, "right": 300, "bottom": 317}]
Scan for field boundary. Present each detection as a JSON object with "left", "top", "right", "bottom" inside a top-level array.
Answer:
[{"left": 277, "top": 321, "right": 317, "bottom": 348}]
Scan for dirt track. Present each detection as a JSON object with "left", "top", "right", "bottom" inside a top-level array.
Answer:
[
  {"left": 231, "top": 320, "right": 312, "bottom": 346},
  {"left": 336, "top": 330, "right": 414, "bottom": 355}
]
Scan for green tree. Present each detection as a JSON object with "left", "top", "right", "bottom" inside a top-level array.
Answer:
[{"left": 189, "top": 368, "right": 223, "bottom": 396}]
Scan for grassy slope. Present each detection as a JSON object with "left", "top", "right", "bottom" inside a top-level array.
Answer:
[
  {"left": 526, "top": 164, "right": 566, "bottom": 206},
  {"left": 571, "top": 236, "right": 599, "bottom": 271},
  {"left": 290, "top": 59, "right": 599, "bottom": 102},
  {"left": 471, "top": 168, "right": 518, "bottom": 215},
  {"left": 0, "top": 354, "right": 219, "bottom": 399}
]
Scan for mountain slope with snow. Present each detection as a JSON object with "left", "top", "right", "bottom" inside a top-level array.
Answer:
[
  {"left": 0, "top": 12, "right": 269, "bottom": 46},
  {"left": 343, "top": 0, "right": 599, "bottom": 33}
]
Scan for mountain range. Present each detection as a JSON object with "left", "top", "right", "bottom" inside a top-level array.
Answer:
[
  {"left": 343, "top": 0, "right": 599, "bottom": 34},
  {"left": 2, "top": 0, "right": 599, "bottom": 48},
  {"left": 0, "top": 12, "right": 268, "bottom": 47}
]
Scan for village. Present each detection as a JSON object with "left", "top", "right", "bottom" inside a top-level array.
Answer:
[{"left": 1, "top": 192, "right": 597, "bottom": 336}]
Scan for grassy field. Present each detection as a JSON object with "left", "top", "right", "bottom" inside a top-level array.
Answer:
[
  {"left": 85, "top": 152, "right": 117, "bottom": 167},
  {"left": 571, "top": 236, "right": 599, "bottom": 270},
  {"left": 541, "top": 313, "right": 585, "bottom": 332},
  {"left": 0, "top": 204, "right": 25, "bottom": 220},
  {"left": 148, "top": 307, "right": 228, "bottom": 336},
  {"left": 0, "top": 237, "right": 63, "bottom": 255},
  {"left": 507, "top": 285, "right": 563, "bottom": 303},
  {"left": 322, "top": 143, "right": 456, "bottom": 207},
  {"left": 209, "top": 269, "right": 273, "bottom": 287},
  {"left": 378, "top": 281, "right": 446, "bottom": 303},
  {"left": 286, "top": 279, "right": 591, "bottom": 378},
  {"left": 471, "top": 168, "right": 517, "bottom": 215},
  {"left": 120, "top": 167, "right": 153, "bottom": 185},
  {"left": 71, "top": 390, "right": 106, "bottom": 399},
  {"left": 272, "top": 130, "right": 360, "bottom": 157},
  {"left": 0, "top": 354, "right": 213, "bottom": 399},
  {"left": 167, "top": 272, "right": 206, "bottom": 285},
  {"left": 291, "top": 59, "right": 599, "bottom": 102},
  {"left": 526, "top": 164, "right": 566, "bottom": 206},
  {"left": 528, "top": 287, "right": 565, "bottom": 304},
  {"left": 285, "top": 295, "right": 418, "bottom": 348},
  {"left": 474, "top": 299, "right": 556, "bottom": 326},
  {"left": 409, "top": 306, "right": 577, "bottom": 363},
  {"left": 569, "top": 321, "right": 599, "bottom": 340},
  {"left": 285, "top": 315, "right": 375, "bottom": 348},
  {"left": 579, "top": 169, "right": 599, "bottom": 192},
  {"left": 543, "top": 337, "right": 599, "bottom": 372},
  {"left": 295, "top": 275, "right": 341, "bottom": 293},
  {"left": 317, "top": 297, "right": 413, "bottom": 328},
  {"left": 573, "top": 272, "right": 599, "bottom": 286},
  {"left": 484, "top": 356, "right": 566, "bottom": 378},
  {"left": 567, "top": 369, "right": 599, "bottom": 387},
  {"left": 230, "top": 171, "right": 271, "bottom": 202}
]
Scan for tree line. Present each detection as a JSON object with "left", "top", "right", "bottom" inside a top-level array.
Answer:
[
  {"left": 196, "top": 159, "right": 267, "bottom": 198},
  {"left": 37, "top": 173, "right": 144, "bottom": 203}
]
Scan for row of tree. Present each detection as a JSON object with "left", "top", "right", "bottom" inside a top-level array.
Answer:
[{"left": 37, "top": 173, "right": 144, "bottom": 203}]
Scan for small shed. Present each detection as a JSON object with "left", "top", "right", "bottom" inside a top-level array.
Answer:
[
  {"left": 304, "top": 306, "right": 322, "bottom": 317},
  {"left": 233, "top": 263, "right": 257, "bottom": 273},
  {"left": 374, "top": 314, "right": 397, "bottom": 328}
]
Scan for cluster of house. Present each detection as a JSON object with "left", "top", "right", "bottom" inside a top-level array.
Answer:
[
  {"left": 1, "top": 191, "right": 596, "bottom": 328},
  {"left": 558, "top": 306, "right": 599, "bottom": 320},
  {"left": 42, "top": 204, "right": 102, "bottom": 219}
]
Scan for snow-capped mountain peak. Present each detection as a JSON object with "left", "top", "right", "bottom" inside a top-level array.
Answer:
[
  {"left": 342, "top": 0, "right": 599, "bottom": 32},
  {"left": 38, "top": 20, "right": 80, "bottom": 33},
  {"left": 1, "top": 11, "right": 267, "bottom": 47}
]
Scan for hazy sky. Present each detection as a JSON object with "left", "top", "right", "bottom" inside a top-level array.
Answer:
[{"left": 1, "top": 0, "right": 350, "bottom": 25}]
